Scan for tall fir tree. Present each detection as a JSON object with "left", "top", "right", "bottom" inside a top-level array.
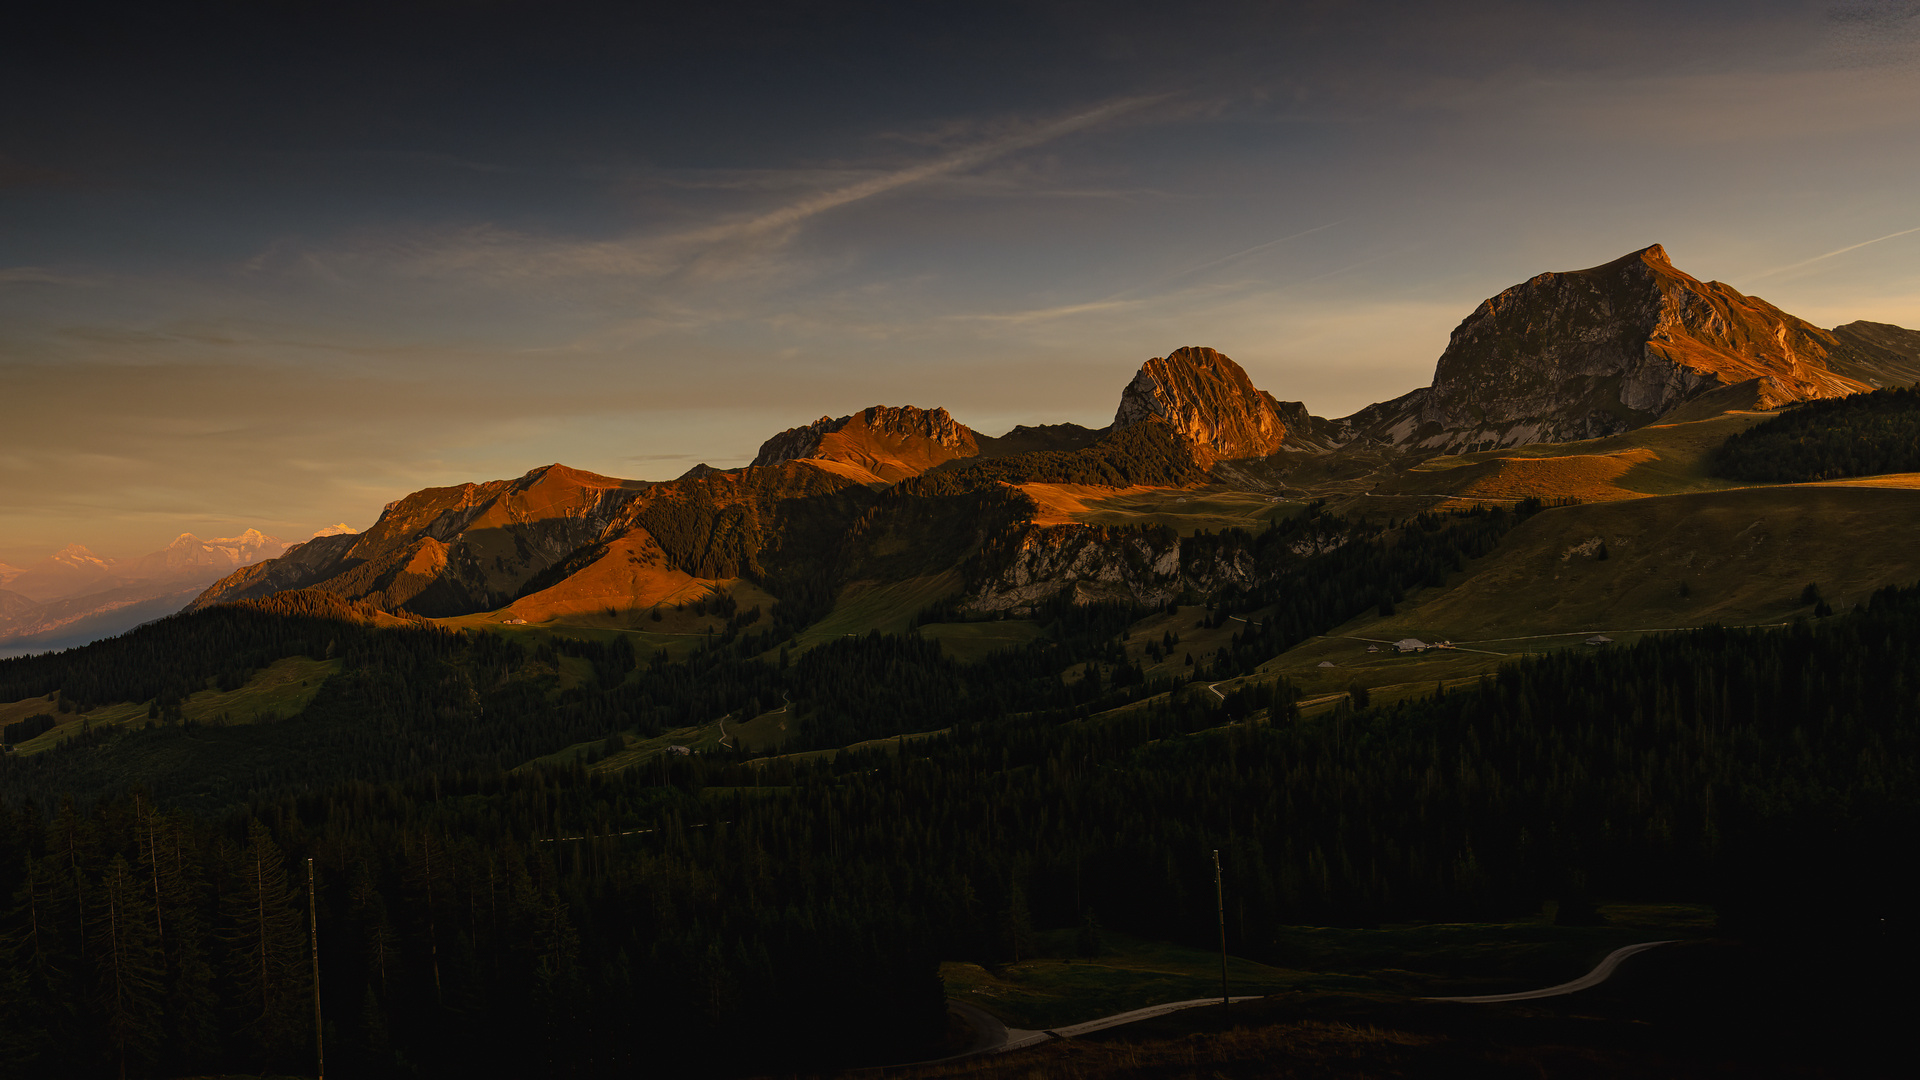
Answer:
[
  {"left": 90, "top": 855, "right": 165, "bottom": 1079},
  {"left": 221, "top": 820, "right": 305, "bottom": 1067}
]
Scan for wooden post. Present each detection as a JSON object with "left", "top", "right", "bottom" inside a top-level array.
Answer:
[
  {"left": 1214, "top": 849, "right": 1228, "bottom": 1008},
  {"left": 309, "top": 857, "right": 324, "bottom": 1080}
]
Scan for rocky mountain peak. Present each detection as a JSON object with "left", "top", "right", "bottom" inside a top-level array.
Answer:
[
  {"left": 1111, "top": 346, "right": 1289, "bottom": 465},
  {"left": 52, "top": 543, "right": 109, "bottom": 567},
  {"left": 1403, "top": 243, "right": 1871, "bottom": 451},
  {"left": 751, "top": 405, "right": 980, "bottom": 483}
]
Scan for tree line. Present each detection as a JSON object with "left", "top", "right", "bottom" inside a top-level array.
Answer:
[
  {"left": 5, "top": 579, "right": 1916, "bottom": 1075},
  {"left": 1712, "top": 383, "right": 1920, "bottom": 481}
]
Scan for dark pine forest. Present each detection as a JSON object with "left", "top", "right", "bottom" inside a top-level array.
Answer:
[{"left": 0, "top": 507, "right": 1915, "bottom": 1077}]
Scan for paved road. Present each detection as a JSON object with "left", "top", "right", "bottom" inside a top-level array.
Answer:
[
  {"left": 871, "top": 994, "right": 1264, "bottom": 1070},
  {"left": 1422, "top": 940, "right": 1677, "bottom": 1003},
  {"left": 996, "top": 996, "right": 1266, "bottom": 1052},
  {"left": 880, "top": 943, "right": 1673, "bottom": 1070}
]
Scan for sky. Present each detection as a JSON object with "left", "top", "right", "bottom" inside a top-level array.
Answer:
[{"left": 4, "top": 0, "right": 1919, "bottom": 564}]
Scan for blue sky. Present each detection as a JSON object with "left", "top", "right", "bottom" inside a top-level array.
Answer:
[{"left": 4, "top": 0, "right": 1919, "bottom": 562}]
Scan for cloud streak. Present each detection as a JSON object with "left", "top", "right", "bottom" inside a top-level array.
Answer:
[
  {"left": 1750, "top": 224, "right": 1920, "bottom": 280},
  {"left": 363, "top": 96, "right": 1166, "bottom": 289},
  {"left": 946, "top": 221, "right": 1345, "bottom": 326}
]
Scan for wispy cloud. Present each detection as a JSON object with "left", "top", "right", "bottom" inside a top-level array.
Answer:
[
  {"left": 1750, "top": 224, "right": 1920, "bottom": 280},
  {"left": 0, "top": 267, "right": 97, "bottom": 287},
  {"left": 957, "top": 298, "right": 1145, "bottom": 325},
  {"left": 343, "top": 96, "right": 1165, "bottom": 289},
  {"left": 947, "top": 221, "right": 1345, "bottom": 325}
]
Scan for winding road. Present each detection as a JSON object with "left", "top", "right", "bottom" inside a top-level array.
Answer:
[{"left": 1421, "top": 940, "right": 1676, "bottom": 1003}]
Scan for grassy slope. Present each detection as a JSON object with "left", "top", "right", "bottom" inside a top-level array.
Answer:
[
  {"left": 788, "top": 571, "right": 962, "bottom": 652},
  {"left": 1021, "top": 484, "right": 1302, "bottom": 535},
  {"left": 918, "top": 620, "right": 1045, "bottom": 663},
  {"left": 1257, "top": 483, "right": 1920, "bottom": 699},
  {"left": 437, "top": 578, "right": 779, "bottom": 662},
  {"left": 2, "top": 655, "right": 340, "bottom": 755},
  {"left": 1324, "top": 410, "right": 1767, "bottom": 518}
]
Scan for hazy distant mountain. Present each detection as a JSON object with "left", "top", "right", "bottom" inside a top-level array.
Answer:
[
  {"left": 0, "top": 530, "right": 288, "bottom": 655},
  {"left": 4, "top": 544, "right": 120, "bottom": 604}
]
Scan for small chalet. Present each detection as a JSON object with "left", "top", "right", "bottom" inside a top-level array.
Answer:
[
  {"left": 1317, "top": 660, "right": 1335, "bottom": 668},
  {"left": 1393, "top": 638, "right": 1429, "bottom": 653},
  {"left": 1585, "top": 635, "right": 1613, "bottom": 646},
  {"left": 1366, "top": 645, "right": 1380, "bottom": 653},
  {"left": 665, "top": 745, "right": 692, "bottom": 756}
]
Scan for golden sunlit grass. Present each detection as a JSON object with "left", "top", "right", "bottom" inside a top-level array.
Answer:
[{"left": 1020, "top": 484, "right": 1300, "bottom": 534}]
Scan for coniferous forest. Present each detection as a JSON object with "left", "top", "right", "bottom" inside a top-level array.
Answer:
[
  {"left": 1711, "top": 383, "right": 1920, "bottom": 481},
  {"left": 1, "top": 508, "right": 1916, "bottom": 1076}
]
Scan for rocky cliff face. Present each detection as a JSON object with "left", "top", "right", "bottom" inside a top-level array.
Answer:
[
  {"left": 1111, "top": 347, "right": 1291, "bottom": 466},
  {"left": 963, "top": 523, "right": 1276, "bottom": 611},
  {"left": 1394, "top": 245, "right": 1872, "bottom": 451},
  {"left": 751, "top": 405, "right": 979, "bottom": 483}
]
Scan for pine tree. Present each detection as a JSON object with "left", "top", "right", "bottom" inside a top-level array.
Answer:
[
  {"left": 145, "top": 808, "right": 219, "bottom": 1067},
  {"left": 0, "top": 856, "right": 76, "bottom": 1076},
  {"left": 222, "top": 820, "right": 305, "bottom": 1065},
  {"left": 91, "top": 855, "right": 165, "bottom": 1079}
]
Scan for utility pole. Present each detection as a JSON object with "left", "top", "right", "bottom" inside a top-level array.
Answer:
[
  {"left": 1213, "top": 849, "right": 1228, "bottom": 1008},
  {"left": 309, "top": 857, "right": 324, "bottom": 1080}
]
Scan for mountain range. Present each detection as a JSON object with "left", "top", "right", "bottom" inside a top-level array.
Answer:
[
  {"left": 178, "top": 243, "right": 1919, "bottom": 633},
  {"left": 0, "top": 529, "right": 339, "bottom": 657}
]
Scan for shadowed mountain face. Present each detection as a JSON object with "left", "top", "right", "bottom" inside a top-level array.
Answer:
[
  {"left": 1345, "top": 245, "right": 1874, "bottom": 452},
  {"left": 1827, "top": 320, "right": 1920, "bottom": 387}
]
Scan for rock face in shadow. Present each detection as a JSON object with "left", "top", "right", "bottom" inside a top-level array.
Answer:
[
  {"left": 750, "top": 405, "right": 980, "bottom": 484},
  {"left": 1826, "top": 320, "right": 1920, "bottom": 387},
  {"left": 1383, "top": 245, "right": 1872, "bottom": 451},
  {"left": 1111, "top": 346, "right": 1292, "bottom": 466}
]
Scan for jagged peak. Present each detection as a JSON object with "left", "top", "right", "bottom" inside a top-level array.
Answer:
[
  {"left": 751, "top": 404, "right": 977, "bottom": 470},
  {"left": 1112, "top": 346, "right": 1289, "bottom": 465}
]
